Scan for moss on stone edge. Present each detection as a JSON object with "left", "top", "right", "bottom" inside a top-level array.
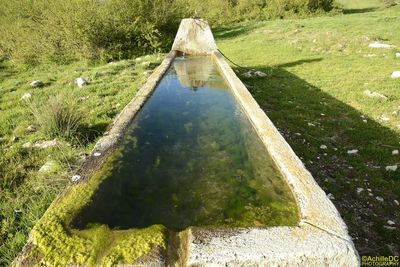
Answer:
[{"left": 28, "top": 151, "right": 167, "bottom": 266}]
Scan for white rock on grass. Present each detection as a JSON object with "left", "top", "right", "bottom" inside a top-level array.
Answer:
[
  {"left": 385, "top": 165, "right": 398, "bottom": 171},
  {"left": 254, "top": 71, "right": 267, "bottom": 77},
  {"left": 384, "top": 226, "right": 396, "bottom": 230},
  {"left": 71, "top": 175, "right": 81, "bottom": 182},
  {"left": 21, "top": 92, "right": 32, "bottom": 101},
  {"left": 22, "top": 142, "right": 32, "bottom": 148},
  {"left": 242, "top": 70, "right": 267, "bottom": 78},
  {"left": 368, "top": 42, "right": 394, "bottom": 48},
  {"left": 347, "top": 149, "right": 358, "bottom": 155},
  {"left": 392, "top": 149, "right": 399, "bottom": 155},
  {"left": 242, "top": 71, "right": 253, "bottom": 78},
  {"left": 363, "top": 90, "right": 387, "bottom": 100},
  {"left": 39, "top": 160, "right": 57, "bottom": 173},
  {"left": 141, "top": 61, "right": 150, "bottom": 67},
  {"left": 76, "top": 77, "right": 88, "bottom": 88},
  {"left": 394, "top": 200, "right": 399, "bottom": 206},
  {"left": 391, "top": 71, "right": 400, "bottom": 79},
  {"left": 376, "top": 196, "right": 384, "bottom": 202},
  {"left": 93, "top": 152, "right": 101, "bottom": 157},
  {"left": 357, "top": 188, "right": 364, "bottom": 194},
  {"left": 30, "top": 80, "right": 44, "bottom": 88},
  {"left": 34, "top": 139, "right": 59, "bottom": 149},
  {"left": 320, "top": 145, "right": 327, "bottom": 149},
  {"left": 379, "top": 114, "right": 390, "bottom": 121},
  {"left": 27, "top": 125, "right": 37, "bottom": 132},
  {"left": 396, "top": 52, "right": 400, "bottom": 58},
  {"left": 387, "top": 220, "right": 396, "bottom": 225},
  {"left": 135, "top": 57, "right": 141, "bottom": 61},
  {"left": 327, "top": 193, "right": 335, "bottom": 200}
]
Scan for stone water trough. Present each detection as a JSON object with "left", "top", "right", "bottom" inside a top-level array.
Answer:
[{"left": 14, "top": 19, "right": 359, "bottom": 266}]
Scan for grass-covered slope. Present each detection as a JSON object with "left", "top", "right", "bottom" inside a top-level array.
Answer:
[
  {"left": 216, "top": 5, "right": 400, "bottom": 256},
  {"left": 0, "top": 56, "right": 162, "bottom": 265}
]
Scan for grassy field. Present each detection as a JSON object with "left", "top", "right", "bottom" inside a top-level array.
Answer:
[
  {"left": 216, "top": 4, "right": 400, "bottom": 256},
  {"left": 0, "top": 1, "right": 399, "bottom": 264}
]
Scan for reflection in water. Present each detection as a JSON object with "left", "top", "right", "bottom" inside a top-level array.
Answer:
[
  {"left": 72, "top": 56, "right": 299, "bottom": 231},
  {"left": 173, "top": 56, "right": 226, "bottom": 90}
]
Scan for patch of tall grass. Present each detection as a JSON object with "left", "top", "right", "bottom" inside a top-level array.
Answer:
[{"left": 27, "top": 92, "right": 84, "bottom": 143}]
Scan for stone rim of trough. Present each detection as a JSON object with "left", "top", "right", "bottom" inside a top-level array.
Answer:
[{"left": 15, "top": 18, "right": 360, "bottom": 266}]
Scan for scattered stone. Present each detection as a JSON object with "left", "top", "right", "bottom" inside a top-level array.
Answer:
[
  {"left": 144, "top": 55, "right": 150, "bottom": 59},
  {"left": 365, "top": 54, "right": 376, "bottom": 58},
  {"left": 379, "top": 114, "right": 390, "bottom": 121},
  {"left": 21, "top": 92, "right": 32, "bottom": 101},
  {"left": 39, "top": 160, "right": 57, "bottom": 173},
  {"left": 320, "top": 145, "right": 328, "bottom": 149},
  {"left": 393, "top": 110, "right": 399, "bottom": 116},
  {"left": 384, "top": 226, "right": 396, "bottom": 230},
  {"left": 11, "top": 136, "right": 18, "bottom": 142},
  {"left": 333, "top": 148, "right": 338, "bottom": 151},
  {"left": 295, "top": 133, "right": 301, "bottom": 136},
  {"left": 347, "top": 149, "right": 358, "bottom": 155},
  {"left": 71, "top": 175, "right": 81, "bottom": 182},
  {"left": 22, "top": 142, "right": 32, "bottom": 148},
  {"left": 30, "top": 80, "right": 44, "bottom": 88},
  {"left": 385, "top": 165, "right": 398, "bottom": 171},
  {"left": 394, "top": 200, "right": 399, "bottom": 206},
  {"left": 396, "top": 52, "right": 400, "bottom": 58},
  {"left": 143, "top": 71, "right": 151, "bottom": 76},
  {"left": 254, "top": 71, "right": 267, "bottom": 77},
  {"left": 141, "top": 61, "right": 150, "bottom": 67},
  {"left": 27, "top": 125, "right": 37, "bottom": 132},
  {"left": 93, "top": 152, "right": 101, "bottom": 157},
  {"left": 376, "top": 196, "right": 384, "bottom": 202},
  {"left": 242, "top": 69, "right": 267, "bottom": 78},
  {"left": 391, "top": 71, "right": 400, "bottom": 79},
  {"left": 369, "top": 193, "right": 374, "bottom": 197},
  {"left": 327, "top": 193, "right": 335, "bottom": 200},
  {"left": 242, "top": 71, "right": 253, "bottom": 78},
  {"left": 363, "top": 90, "right": 387, "bottom": 100},
  {"left": 115, "top": 103, "right": 121, "bottom": 108},
  {"left": 367, "top": 188, "right": 372, "bottom": 192},
  {"left": 135, "top": 57, "right": 141, "bottom": 61},
  {"left": 368, "top": 42, "right": 394, "bottom": 48},
  {"left": 357, "top": 188, "right": 364, "bottom": 194},
  {"left": 78, "top": 96, "right": 89, "bottom": 102},
  {"left": 76, "top": 77, "right": 88, "bottom": 88},
  {"left": 387, "top": 220, "right": 395, "bottom": 225},
  {"left": 392, "top": 149, "right": 399, "bottom": 155},
  {"left": 362, "top": 119, "right": 367, "bottom": 123},
  {"left": 308, "top": 122, "right": 315, "bottom": 127},
  {"left": 34, "top": 139, "right": 59, "bottom": 149}
]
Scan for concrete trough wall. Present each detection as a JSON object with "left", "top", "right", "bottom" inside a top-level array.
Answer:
[{"left": 15, "top": 18, "right": 359, "bottom": 266}]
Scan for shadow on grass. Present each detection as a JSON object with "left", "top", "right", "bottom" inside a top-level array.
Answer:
[
  {"left": 238, "top": 59, "right": 400, "bottom": 256},
  {"left": 75, "top": 122, "right": 110, "bottom": 146},
  {"left": 0, "top": 61, "right": 16, "bottom": 84},
  {"left": 213, "top": 23, "right": 262, "bottom": 40},
  {"left": 342, "top": 7, "right": 379, "bottom": 14}
]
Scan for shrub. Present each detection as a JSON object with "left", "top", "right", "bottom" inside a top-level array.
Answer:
[
  {"left": 27, "top": 92, "right": 84, "bottom": 142},
  {"left": 0, "top": 0, "right": 335, "bottom": 66}
]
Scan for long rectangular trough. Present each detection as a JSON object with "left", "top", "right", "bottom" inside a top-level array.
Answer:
[{"left": 14, "top": 18, "right": 359, "bottom": 266}]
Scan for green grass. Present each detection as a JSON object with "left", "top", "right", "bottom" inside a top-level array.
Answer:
[
  {"left": 216, "top": 4, "right": 400, "bottom": 256},
  {"left": 0, "top": 56, "right": 162, "bottom": 265}
]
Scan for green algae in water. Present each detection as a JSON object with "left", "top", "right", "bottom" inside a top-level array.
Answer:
[{"left": 73, "top": 56, "right": 299, "bottom": 230}]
